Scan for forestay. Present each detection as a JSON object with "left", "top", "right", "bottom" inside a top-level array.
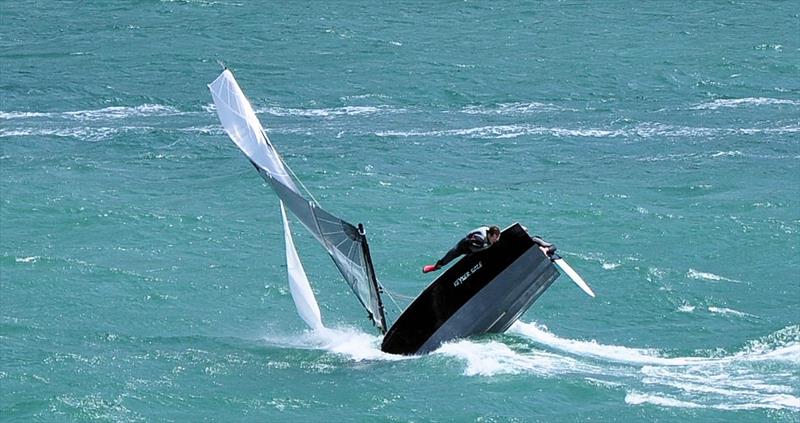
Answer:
[{"left": 208, "top": 70, "right": 387, "bottom": 333}]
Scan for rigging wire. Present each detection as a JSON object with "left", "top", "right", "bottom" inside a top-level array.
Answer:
[
  {"left": 380, "top": 283, "right": 412, "bottom": 315},
  {"left": 264, "top": 129, "right": 323, "bottom": 208}
]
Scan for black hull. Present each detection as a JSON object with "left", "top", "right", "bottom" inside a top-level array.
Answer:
[{"left": 381, "top": 223, "right": 560, "bottom": 355}]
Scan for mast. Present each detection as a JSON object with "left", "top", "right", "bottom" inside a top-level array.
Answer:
[{"left": 359, "top": 223, "right": 387, "bottom": 334}]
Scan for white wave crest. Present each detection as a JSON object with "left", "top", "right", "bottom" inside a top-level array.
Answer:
[
  {"left": 686, "top": 269, "right": 742, "bottom": 283},
  {"left": 374, "top": 123, "right": 799, "bottom": 139},
  {"left": 625, "top": 391, "right": 704, "bottom": 408},
  {"left": 375, "top": 125, "right": 625, "bottom": 139},
  {"left": 510, "top": 321, "right": 705, "bottom": 366},
  {"left": 0, "top": 127, "right": 122, "bottom": 141},
  {"left": 513, "top": 321, "right": 799, "bottom": 411},
  {"left": 460, "top": 102, "right": 568, "bottom": 115},
  {"left": 0, "top": 111, "right": 50, "bottom": 119},
  {"left": 434, "top": 338, "right": 602, "bottom": 377},
  {"left": 1, "top": 104, "right": 184, "bottom": 121},
  {"left": 255, "top": 105, "right": 404, "bottom": 117},
  {"left": 15, "top": 256, "right": 39, "bottom": 263},
  {"left": 0, "top": 126, "right": 146, "bottom": 141},
  {"left": 691, "top": 97, "right": 800, "bottom": 110},
  {"left": 64, "top": 104, "right": 182, "bottom": 120},
  {"left": 708, "top": 306, "right": 757, "bottom": 318},
  {"left": 263, "top": 326, "right": 409, "bottom": 362},
  {"left": 710, "top": 150, "right": 743, "bottom": 158}
]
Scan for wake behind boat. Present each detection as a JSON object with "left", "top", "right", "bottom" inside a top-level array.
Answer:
[{"left": 208, "top": 69, "right": 594, "bottom": 355}]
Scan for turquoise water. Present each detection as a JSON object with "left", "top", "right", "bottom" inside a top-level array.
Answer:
[{"left": 2, "top": 1, "right": 798, "bottom": 421}]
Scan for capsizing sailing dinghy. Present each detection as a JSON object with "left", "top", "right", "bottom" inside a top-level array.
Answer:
[{"left": 208, "top": 69, "right": 594, "bottom": 355}]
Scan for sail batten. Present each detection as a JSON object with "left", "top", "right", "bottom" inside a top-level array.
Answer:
[{"left": 209, "top": 69, "right": 386, "bottom": 332}]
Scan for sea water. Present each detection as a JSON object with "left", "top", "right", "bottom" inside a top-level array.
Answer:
[{"left": 1, "top": 1, "right": 798, "bottom": 421}]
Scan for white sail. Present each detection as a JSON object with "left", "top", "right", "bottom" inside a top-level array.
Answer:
[
  {"left": 208, "top": 69, "right": 297, "bottom": 190},
  {"left": 209, "top": 70, "right": 387, "bottom": 333},
  {"left": 281, "top": 202, "right": 323, "bottom": 330}
]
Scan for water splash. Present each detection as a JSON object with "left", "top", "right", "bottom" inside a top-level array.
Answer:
[{"left": 508, "top": 321, "right": 800, "bottom": 411}]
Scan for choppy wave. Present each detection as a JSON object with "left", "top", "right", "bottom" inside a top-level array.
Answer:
[
  {"left": 267, "top": 320, "right": 799, "bottom": 412},
  {"left": 507, "top": 321, "right": 800, "bottom": 411},
  {"left": 435, "top": 339, "right": 604, "bottom": 377},
  {"left": 451, "top": 322, "right": 800, "bottom": 410},
  {"left": 686, "top": 269, "right": 742, "bottom": 283},
  {"left": 0, "top": 104, "right": 184, "bottom": 121},
  {"left": 691, "top": 97, "right": 800, "bottom": 110},
  {"left": 56, "top": 393, "right": 142, "bottom": 422},
  {"left": 710, "top": 150, "right": 744, "bottom": 158},
  {"left": 374, "top": 123, "right": 800, "bottom": 139},
  {"left": 459, "top": 102, "right": 571, "bottom": 115},
  {"left": 262, "top": 326, "right": 409, "bottom": 362},
  {"left": 708, "top": 306, "right": 757, "bottom": 318},
  {"left": 254, "top": 105, "right": 405, "bottom": 117},
  {"left": 0, "top": 126, "right": 150, "bottom": 141},
  {"left": 160, "top": 0, "right": 243, "bottom": 6},
  {"left": 15, "top": 256, "right": 40, "bottom": 263},
  {"left": 625, "top": 391, "right": 704, "bottom": 409}
]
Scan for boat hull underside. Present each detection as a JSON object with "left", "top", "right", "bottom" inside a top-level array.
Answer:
[{"left": 381, "top": 224, "right": 560, "bottom": 355}]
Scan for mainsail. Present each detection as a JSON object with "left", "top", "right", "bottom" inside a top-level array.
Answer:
[{"left": 209, "top": 70, "right": 387, "bottom": 333}]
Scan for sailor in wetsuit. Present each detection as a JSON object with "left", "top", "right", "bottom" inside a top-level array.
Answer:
[
  {"left": 422, "top": 225, "right": 559, "bottom": 274},
  {"left": 422, "top": 225, "right": 502, "bottom": 273}
]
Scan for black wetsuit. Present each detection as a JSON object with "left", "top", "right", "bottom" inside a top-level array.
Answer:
[{"left": 435, "top": 226, "right": 493, "bottom": 268}]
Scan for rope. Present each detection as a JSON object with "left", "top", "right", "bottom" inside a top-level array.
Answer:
[{"left": 380, "top": 286, "right": 407, "bottom": 315}]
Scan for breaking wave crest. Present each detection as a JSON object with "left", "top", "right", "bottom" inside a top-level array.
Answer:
[
  {"left": 435, "top": 322, "right": 800, "bottom": 411},
  {"left": 459, "top": 102, "right": 572, "bottom": 115},
  {"left": 375, "top": 123, "right": 799, "bottom": 139},
  {"left": 691, "top": 97, "right": 800, "bottom": 110},
  {"left": 262, "top": 325, "right": 409, "bottom": 362},
  {"left": 686, "top": 269, "right": 742, "bottom": 283},
  {"left": 267, "top": 320, "right": 798, "bottom": 411},
  {"left": 254, "top": 105, "right": 405, "bottom": 117},
  {"left": 0, "top": 104, "right": 183, "bottom": 121}
]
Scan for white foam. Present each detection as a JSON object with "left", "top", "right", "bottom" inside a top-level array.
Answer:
[
  {"left": 434, "top": 338, "right": 602, "bottom": 377},
  {"left": 255, "top": 105, "right": 403, "bottom": 117},
  {"left": 686, "top": 269, "right": 742, "bottom": 283},
  {"left": 263, "top": 326, "right": 409, "bottom": 362},
  {"left": 708, "top": 306, "right": 757, "bottom": 318},
  {"left": 515, "top": 322, "right": 800, "bottom": 411},
  {"left": 509, "top": 321, "right": 707, "bottom": 366},
  {"left": 374, "top": 122, "right": 799, "bottom": 139},
  {"left": 691, "top": 97, "right": 800, "bottom": 110},
  {"left": 638, "top": 365, "right": 800, "bottom": 411},
  {"left": 625, "top": 391, "right": 704, "bottom": 408},
  {"left": 568, "top": 252, "right": 622, "bottom": 272},
  {"left": 710, "top": 150, "right": 743, "bottom": 158},
  {"left": 0, "top": 111, "right": 50, "bottom": 119},
  {"left": 678, "top": 304, "right": 695, "bottom": 313},
  {"left": 0, "top": 126, "right": 139, "bottom": 141},
  {"left": 375, "top": 125, "right": 626, "bottom": 139},
  {"left": 460, "top": 102, "right": 568, "bottom": 115},
  {"left": 626, "top": 391, "right": 800, "bottom": 411},
  {"left": 15, "top": 256, "right": 39, "bottom": 263},
  {"left": 64, "top": 104, "right": 182, "bottom": 120},
  {"left": 260, "top": 320, "right": 799, "bottom": 411},
  {"left": 0, "top": 104, "right": 184, "bottom": 122}
]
